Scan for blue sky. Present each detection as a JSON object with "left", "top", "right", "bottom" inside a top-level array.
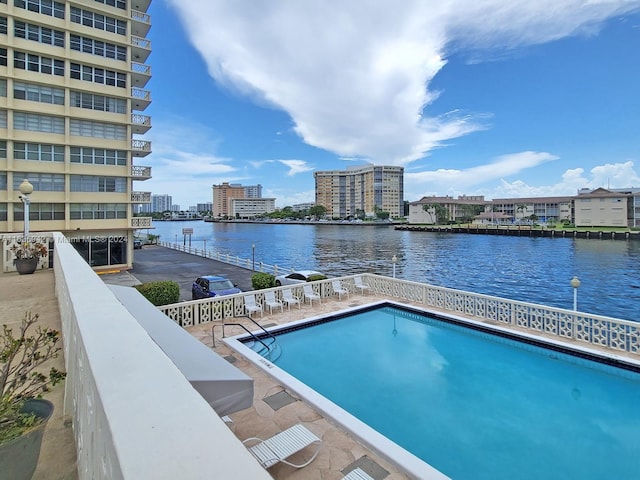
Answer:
[{"left": 144, "top": 1, "right": 640, "bottom": 209}]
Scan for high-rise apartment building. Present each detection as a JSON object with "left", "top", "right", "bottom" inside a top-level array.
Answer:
[
  {"left": 212, "top": 182, "right": 263, "bottom": 218},
  {"left": 1, "top": 0, "right": 153, "bottom": 272},
  {"left": 151, "top": 194, "right": 172, "bottom": 213},
  {"left": 314, "top": 165, "right": 404, "bottom": 219}
]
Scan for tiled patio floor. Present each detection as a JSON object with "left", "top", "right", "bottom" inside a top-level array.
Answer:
[{"left": 186, "top": 294, "right": 414, "bottom": 480}]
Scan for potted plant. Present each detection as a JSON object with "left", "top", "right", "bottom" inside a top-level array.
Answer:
[
  {"left": 0, "top": 311, "right": 66, "bottom": 480},
  {"left": 10, "top": 238, "right": 48, "bottom": 275}
]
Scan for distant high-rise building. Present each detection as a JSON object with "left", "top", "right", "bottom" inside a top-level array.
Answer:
[
  {"left": 212, "top": 182, "right": 264, "bottom": 217},
  {"left": 314, "top": 165, "right": 404, "bottom": 219},
  {"left": 151, "top": 194, "right": 172, "bottom": 213},
  {"left": 1, "top": 0, "right": 153, "bottom": 271}
]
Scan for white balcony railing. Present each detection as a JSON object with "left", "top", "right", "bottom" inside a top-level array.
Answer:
[
  {"left": 157, "top": 242, "right": 640, "bottom": 357},
  {"left": 131, "top": 216, "right": 152, "bottom": 228}
]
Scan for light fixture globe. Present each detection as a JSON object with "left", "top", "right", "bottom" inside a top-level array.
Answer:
[
  {"left": 570, "top": 276, "right": 581, "bottom": 289},
  {"left": 19, "top": 179, "right": 34, "bottom": 196}
]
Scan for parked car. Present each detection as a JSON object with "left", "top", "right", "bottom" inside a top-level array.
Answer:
[
  {"left": 133, "top": 239, "right": 143, "bottom": 249},
  {"left": 274, "top": 270, "right": 326, "bottom": 286},
  {"left": 192, "top": 275, "right": 242, "bottom": 300}
]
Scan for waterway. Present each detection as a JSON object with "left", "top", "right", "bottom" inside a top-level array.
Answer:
[{"left": 146, "top": 221, "right": 640, "bottom": 321}]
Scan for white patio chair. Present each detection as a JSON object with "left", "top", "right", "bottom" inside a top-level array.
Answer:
[
  {"left": 282, "top": 288, "right": 301, "bottom": 310},
  {"left": 242, "top": 423, "right": 322, "bottom": 469},
  {"left": 243, "top": 294, "right": 263, "bottom": 318},
  {"left": 342, "top": 468, "right": 375, "bottom": 480},
  {"left": 354, "top": 275, "right": 371, "bottom": 295},
  {"left": 264, "top": 290, "right": 284, "bottom": 314},
  {"left": 332, "top": 280, "right": 349, "bottom": 300},
  {"left": 302, "top": 284, "right": 321, "bottom": 305}
]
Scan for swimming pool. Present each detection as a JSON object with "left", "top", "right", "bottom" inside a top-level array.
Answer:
[{"left": 226, "top": 301, "right": 640, "bottom": 480}]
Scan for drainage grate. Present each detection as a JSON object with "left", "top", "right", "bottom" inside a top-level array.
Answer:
[
  {"left": 223, "top": 355, "right": 237, "bottom": 364},
  {"left": 342, "top": 455, "right": 389, "bottom": 480},
  {"left": 263, "top": 390, "right": 297, "bottom": 411}
]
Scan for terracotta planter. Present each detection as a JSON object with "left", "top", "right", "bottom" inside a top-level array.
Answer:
[
  {"left": 14, "top": 257, "right": 38, "bottom": 275},
  {"left": 0, "top": 399, "right": 54, "bottom": 480}
]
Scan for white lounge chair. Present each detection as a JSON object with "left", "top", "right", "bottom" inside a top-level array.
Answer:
[
  {"left": 332, "top": 280, "right": 349, "bottom": 300},
  {"left": 302, "top": 284, "right": 321, "bottom": 305},
  {"left": 243, "top": 423, "right": 322, "bottom": 469},
  {"left": 282, "top": 288, "right": 301, "bottom": 310},
  {"left": 264, "top": 290, "right": 284, "bottom": 314},
  {"left": 343, "top": 468, "right": 375, "bottom": 480},
  {"left": 243, "top": 294, "right": 263, "bottom": 318},
  {"left": 354, "top": 275, "right": 371, "bottom": 295}
]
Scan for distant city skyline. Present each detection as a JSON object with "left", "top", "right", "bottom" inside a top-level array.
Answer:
[{"left": 145, "top": 1, "right": 640, "bottom": 208}]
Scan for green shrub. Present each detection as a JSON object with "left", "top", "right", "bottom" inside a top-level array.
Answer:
[
  {"left": 135, "top": 280, "right": 179, "bottom": 306},
  {"left": 307, "top": 274, "right": 327, "bottom": 282},
  {"left": 252, "top": 272, "right": 276, "bottom": 290}
]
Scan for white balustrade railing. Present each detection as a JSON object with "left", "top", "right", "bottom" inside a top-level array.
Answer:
[
  {"left": 159, "top": 273, "right": 640, "bottom": 357},
  {"left": 51, "top": 233, "right": 271, "bottom": 480},
  {"left": 160, "top": 240, "right": 296, "bottom": 277}
]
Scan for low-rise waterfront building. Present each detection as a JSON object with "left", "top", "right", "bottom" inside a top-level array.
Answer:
[{"left": 229, "top": 197, "right": 276, "bottom": 219}]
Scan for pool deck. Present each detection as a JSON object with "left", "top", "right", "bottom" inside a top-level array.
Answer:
[
  {"left": 186, "top": 293, "right": 416, "bottom": 480},
  {"left": 5, "top": 244, "right": 638, "bottom": 479}
]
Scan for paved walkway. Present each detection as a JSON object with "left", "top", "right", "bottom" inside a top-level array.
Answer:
[{"left": 1, "top": 270, "right": 78, "bottom": 480}]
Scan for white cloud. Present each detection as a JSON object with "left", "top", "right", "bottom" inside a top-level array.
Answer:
[
  {"left": 278, "top": 160, "right": 315, "bottom": 176},
  {"left": 405, "top": 151, "right": 558, "bottom": 197},
  {"left": 406, "top": 159, "right": 640, "bottom": 201},
  {"left": 167, "top": 0, "right": 639, "bottom": 165}
]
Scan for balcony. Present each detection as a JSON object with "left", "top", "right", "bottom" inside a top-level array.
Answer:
[
  {"left": 132, "top": 138, "right": 151, "bottom": 157},
  {"left": 131, "top": 191, "right": 151, "bottom": 203},
  {"left": 131, "top": 216, "right": 153, "bottom": 228},
  {"left": 131, "top": 61, "right": 151, "bottom": 88},
  {"left": 131, "top": 9, "right": 151, "bottom": 37},
  {"left": 131, "top": 35, "right": 151, "bottom": 63},
  {"left": 131, "top": 164, "right": 152, "bottom": 180},
  {"left": 131, "top": 87, "right": 151, "bottom": 111},
  {"left": 131, "top": 113, "right": 151, "bottom": 134}
]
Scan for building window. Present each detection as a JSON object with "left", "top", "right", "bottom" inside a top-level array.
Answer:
[
  {"left": 70, "top": 7, "right": 126, "bottom": 35},
  {"left": 69, "top": 120, "right": 126, "bottom": 140},
  {"left": 14, "top": 21, "right": 65, "bottom": 47},
  {"left": 70, "top": 35, "right": 126, "bottom": 61},
  {"left": 0, "top": 172, "right": 6, "bottom": 188},
  {"left": 14, "top": 51, "right": 65, "bottom": 76},
  {"left": 69, "top": 147, "right": 127, "bottom": 165},
  {"left": 14, "top": 82, "right": 65, "bottom": 105},
  {"left": 14, "top": 202, "right": 65, "bottom": 220},
  {"left": 0, "top": 141, "right": 6, "bottom": 159},
  {"left": 70, "top": 91, "right": 126, "bottom": 113},
  {"left": 93, "top": 0, "right": 126, "bottom": 9},
  {"left": 14, "top": 112, "right": 65, "bottom": 134},
  {"left": 69, "top": 63, "right": 126, "bottom": 88},
  {"left": 0, "top": 16, "right": 7, "bottom": 35},
  {"left": 0, "top": 48, "right": 7, "bottom": 66},
  {"left": 14, "top": 143, "right": 64, "bottom": 162},
  {"left": 13, "top": 172, "right": 64, "bottom": 191},
  {"left": 70, "top": 175, "right": 126, "bottom": 192},
  {"left": 0, "top": 203, "right": 6, "bottom": 221},
  {"left": 0, "top": 110, "right": 6, "bottom": 128},
  {"left": 70, "top": 203, "right": 127, "bottom": 219},
  {"left": 14, "top": 0, "right": 65, "bottom": 19}
]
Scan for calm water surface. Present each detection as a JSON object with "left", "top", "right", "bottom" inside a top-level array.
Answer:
[{"left": 148, "top": 221, "right": 640, "bottom": 321}]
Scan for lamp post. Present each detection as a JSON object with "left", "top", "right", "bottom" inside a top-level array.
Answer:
[
  {"left": 252, "top": 243, "right": 255, "bottom": 271},
  {"left": 18, "top": 179, "right": 33, "bottom": 239},
  {"left": 570, "top": 276, "right": 581, "bottom": 311},
  {"left": 392, "top": 255, "right": 397, "bottom": 278}
]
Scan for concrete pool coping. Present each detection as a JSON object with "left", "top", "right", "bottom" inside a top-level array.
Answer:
[
  {"left": 223, "top": 299, "right": 640, "bottom": 480},
  {"left": 225, "top": 300, "right": 450, "bottom": 480}
]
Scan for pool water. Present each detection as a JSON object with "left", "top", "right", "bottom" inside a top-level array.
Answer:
[{"left": 249, "top": 304, "right": 640, "bottom": 480}]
